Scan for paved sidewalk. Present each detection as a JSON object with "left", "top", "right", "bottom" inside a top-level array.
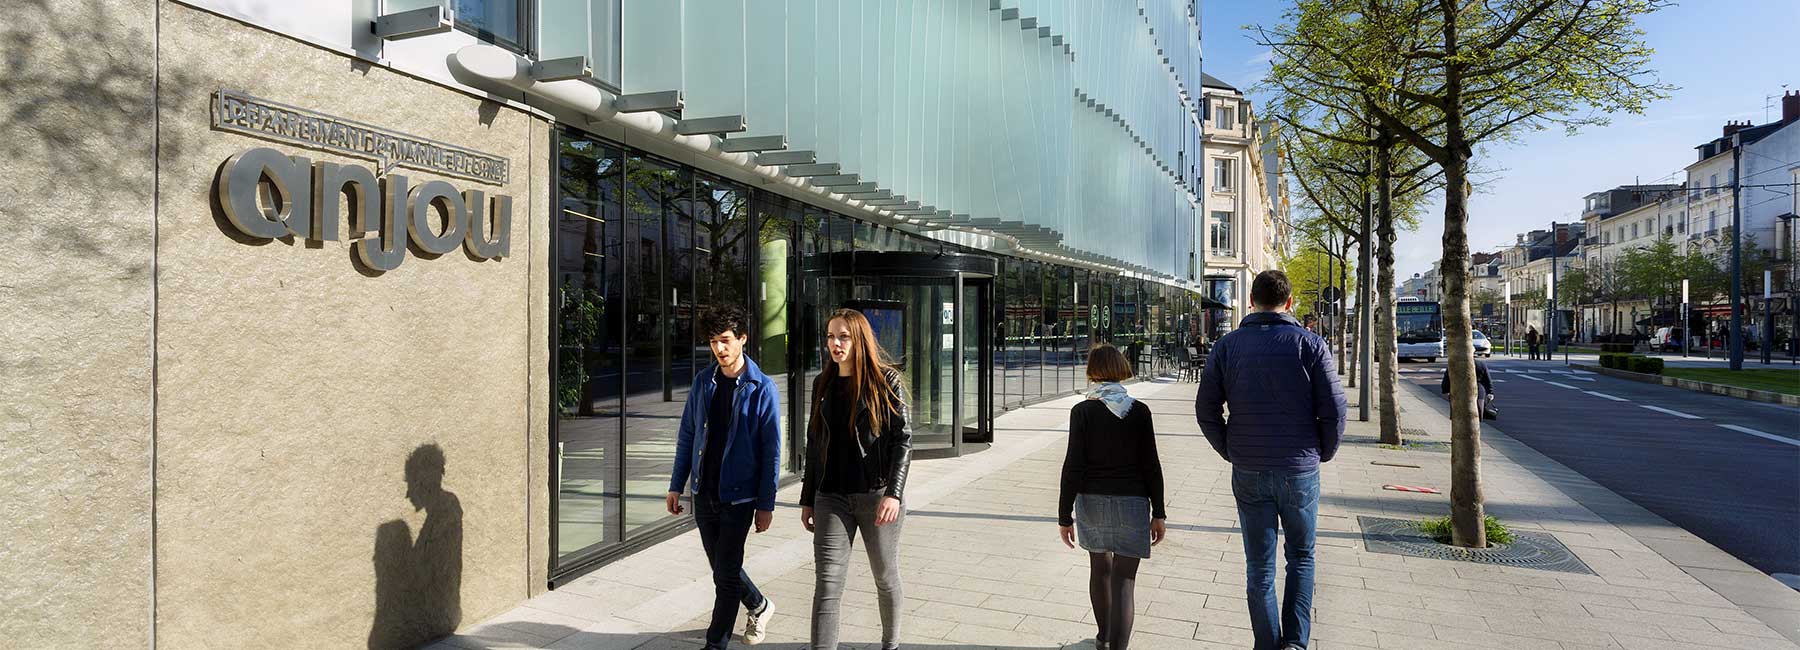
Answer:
[{"left": 431, "top": 376, "right": 1800, "bottom": 650}]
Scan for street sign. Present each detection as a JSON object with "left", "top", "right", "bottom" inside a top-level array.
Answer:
[{"left": 1322, "top": 287, "right": 1342, "bottom": 302}]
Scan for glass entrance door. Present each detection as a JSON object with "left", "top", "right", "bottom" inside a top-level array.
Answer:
[{"left": 799, "top": 251, "right": 995, "bottom": 459}]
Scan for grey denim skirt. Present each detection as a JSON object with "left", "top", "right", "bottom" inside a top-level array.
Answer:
[{"left": 1074, "top": 493, "right": 1153, "bottom": 559}]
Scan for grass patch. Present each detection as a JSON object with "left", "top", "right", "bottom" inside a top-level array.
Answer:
[
  {"left": 1661, "top": 368, "right": 1800, "bottom": 396},
  {"left": 1417, "top": 515, "right": 1515, "bottom": 546}
]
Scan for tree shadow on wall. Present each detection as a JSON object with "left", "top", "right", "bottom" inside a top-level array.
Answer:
[{"left": 369, "top": 444, "right": 464, "bottom": 650}]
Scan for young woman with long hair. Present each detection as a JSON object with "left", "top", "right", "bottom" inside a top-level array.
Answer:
[
  {"left": 799, "top": 308, "right": 913, "bottom": 650},
  {"left": 1059, "top": 343, "right": 1167, "bottom": 650}
]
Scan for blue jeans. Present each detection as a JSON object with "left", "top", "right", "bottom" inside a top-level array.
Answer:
[
  {"left": 694, "top": 497, "right": 767, "bottom": 650},
  {"left": 1232, "top": 467, "right": 1320, "bottom": 650}
]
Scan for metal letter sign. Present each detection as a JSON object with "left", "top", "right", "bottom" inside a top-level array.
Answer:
[{"left": 212, "top": 90, "right": 513, "bottom": 272}]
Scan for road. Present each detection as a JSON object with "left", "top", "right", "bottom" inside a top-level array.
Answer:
[{"left": 1395, "top": 356, "right": 1800, "bottom": 582}]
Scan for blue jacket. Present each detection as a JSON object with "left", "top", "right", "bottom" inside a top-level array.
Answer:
[
  {"left": 1195, "top": 311, "right": 1346, "bottom": 471},
  {"left": 668, "top": 356, "right": 783, "bottom": 511}
]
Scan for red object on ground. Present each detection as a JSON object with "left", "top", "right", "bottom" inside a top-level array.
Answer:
[{"left": 1382, "top": 484, "right": 1441, "bottom": 494}]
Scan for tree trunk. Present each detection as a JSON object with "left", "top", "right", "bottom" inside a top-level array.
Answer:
[
  {"left": 1441, "top": 2, "right": 1487, "bottom": 549},
  {"left": 1375, "top": 142, "right": 1402, "bottom": 446}
]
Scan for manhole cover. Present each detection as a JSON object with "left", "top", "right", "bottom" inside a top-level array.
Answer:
[{"left": 1358, "top": 516, "right": 1594, "bottom": 575}]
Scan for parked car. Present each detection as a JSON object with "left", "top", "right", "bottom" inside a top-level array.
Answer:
[
  {"left": 1651, "top": 327, "right": 1687, "bottom": 352},
  {"left": 1472, "top": 330, "right": 1492, "bottom": 357}
]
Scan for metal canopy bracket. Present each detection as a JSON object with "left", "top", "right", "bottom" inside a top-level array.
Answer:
[
  {"left": 373, "top": 4, "right": 453, "bottom": 40},
  {"left": 529, "top": 56, "right": 592, "bottom": 82},
  {"left": 720, "top": 135, "right": 787, "bottom": 153},
  {"left": 782, "top": 163, "right": 842, "bottom": 177},
  {"left": 675, "top": 115, "right": 747, "bottom": 136},
  {"left": 615, "top": 90, "right": 684, "bottom": 113},
  {"left": 810, "top": 174, "right": 862, "bottom": 187},
  {"left": 755, "top": 150, "right": 816, "bottom": 166},
  {"left": 1021, "top": 17, "right": 1037, "bottom": 29},
  {"left": 832, "top": 182, "right": 879, "bottom": 193},
  {"left": 1000, "top": 8, "right": 1020, "bottom": 20},
  {"left": 844, "top": 189, "right": 893, "bottom": 200},
  {"left": 1038, "top": 27, "right": 1051, "bottom": 38}
]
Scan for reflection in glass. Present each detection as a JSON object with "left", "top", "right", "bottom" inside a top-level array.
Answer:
[
  {"left": 623, "top": 154, "right": 687, "bottom": 539},
  {"left": 554, "top": 131, "right": 623, "bottom": 562}
]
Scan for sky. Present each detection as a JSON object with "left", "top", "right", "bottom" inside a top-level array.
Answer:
[{"left": 1199, "top": 0, "right": 1800, "bottom": 282}]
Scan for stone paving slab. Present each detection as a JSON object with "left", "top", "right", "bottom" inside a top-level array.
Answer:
[{"left": 431, "top": 375, "right": 1799, "bottom": 650}]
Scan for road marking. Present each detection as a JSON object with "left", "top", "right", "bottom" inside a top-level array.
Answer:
[
  {"left": 1547, "top": 381, "right": 1582, "bottom": 389},
  {"left": 1718, "top": 424, "right": 1800, "bottom": 448},
  {"left": 1493, "top": 379, "right": 1508, "bottom": 383},
  {"left": 1638, "top": 404, "right": 1703, "bottom": 420},
  {"left": 1584, "top": 390, "right": 1629, "bottom": 402},
  {"left": 1565, "top": 377, "right": 1595, "bottom": 382},
  {"left": 1516, "top": 374, "right": 1544, "bottom": 381},
  {"left": 1571, "top": 370, "right": 1596, "bottom": 375}
]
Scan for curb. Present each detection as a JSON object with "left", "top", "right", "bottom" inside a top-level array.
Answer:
[{"left": 1570, "top": 363, "right": 1800, "bottom": 407}]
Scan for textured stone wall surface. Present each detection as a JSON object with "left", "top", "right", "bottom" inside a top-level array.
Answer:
[
  {"left": 151, "top": 3, "right": 547, "bottom": 648},
  {"left": 0, "top": 1, "right": 158, "bottom": 649}
]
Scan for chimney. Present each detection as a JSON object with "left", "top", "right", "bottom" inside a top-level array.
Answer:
[
  {"left": 1723, "top": 120, "right": 1750, "bottom": 138},
  {"left": 1785, "top": 91, "right": 1799, "bottom": 124}
]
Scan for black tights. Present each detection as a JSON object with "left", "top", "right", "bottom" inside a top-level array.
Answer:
[{"left": 1087, "top": 552, "right": 1140, "bottom": 649}]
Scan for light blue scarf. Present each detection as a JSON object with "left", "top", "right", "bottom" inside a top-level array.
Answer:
[{"left": 1087, "top": 382, "right": 1136, "bottom": 419}]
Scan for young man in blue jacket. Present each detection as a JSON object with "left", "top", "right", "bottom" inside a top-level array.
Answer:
[
  {"left": 666, "top": 305, "right": 783, "bottom": 648},
  {"left": 1195, "top": 270, "right": 1347, "bottom": 650}
]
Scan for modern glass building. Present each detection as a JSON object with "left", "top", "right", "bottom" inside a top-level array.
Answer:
[{"left": 9, "top": 2, "right": 1204, "bottom": 648}]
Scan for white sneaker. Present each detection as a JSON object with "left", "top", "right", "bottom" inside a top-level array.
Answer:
[{"left": 743, "top": 599, "right": 773, "bottom": 644}]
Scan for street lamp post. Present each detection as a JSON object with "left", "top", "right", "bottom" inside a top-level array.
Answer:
[
  {"left": 1729, "top": 136, "right": 1744, "bottom": 370},
  {"left": 1549, "top": 221, "right": 1560, "bottom": 357}
]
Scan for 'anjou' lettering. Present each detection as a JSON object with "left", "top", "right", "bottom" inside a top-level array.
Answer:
[{"left": 216, "top": 146, "right": 511, "bottom": 272}]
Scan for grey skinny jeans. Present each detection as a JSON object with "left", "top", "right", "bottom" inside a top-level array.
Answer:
[{"left": 811, "top": 490, "right": 903, "bottom": 650}]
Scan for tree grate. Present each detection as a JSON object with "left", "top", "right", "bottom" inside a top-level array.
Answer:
[
  {"left": 1357, "top": 516, "right": 1594, "bottom": 575},
  {"left": 1402, "top": 427, "right": 1430, "bottom": 438}
]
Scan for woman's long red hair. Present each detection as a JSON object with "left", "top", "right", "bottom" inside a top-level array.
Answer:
[{"left": 810, "top": 308, "right": 901, "bottom": 436}]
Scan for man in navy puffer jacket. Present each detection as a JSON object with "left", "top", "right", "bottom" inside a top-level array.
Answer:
[{"left": 1195, "top": 269, "right": 1346, "bottom": 650}]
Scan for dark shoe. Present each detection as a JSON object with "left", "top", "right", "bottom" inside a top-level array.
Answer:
[{"left": 1095, "top": 642, "right": 1110, "bottom": 650}]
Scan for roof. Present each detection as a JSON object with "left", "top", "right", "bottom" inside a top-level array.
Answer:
[{"left": 1201, "top": 72, "right": 1238, "bottom": 92}]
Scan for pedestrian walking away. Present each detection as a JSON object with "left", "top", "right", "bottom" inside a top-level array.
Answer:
[
  {"left": 666, "top": 306, "right": 782, "bottom": 649},
  {"left": 1059, "top": 343, "right": 1167, "bottom": 650},
  {"left": 1195, "top": 270, "right": 1347, "bottom": 650},
  {"left": 799, "top": 308, "right": 913, "bottom": 650}
]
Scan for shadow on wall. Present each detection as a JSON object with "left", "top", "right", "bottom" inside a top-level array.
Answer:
[{"left": 369, "top": 444, "right": 464, "bottom": 650}]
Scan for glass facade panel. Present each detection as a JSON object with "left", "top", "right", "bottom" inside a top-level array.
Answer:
[
  {"left": 453, "top": 0, "right": 525, "bottom": 50},
  {"left": 554, "top": 131, "right": 624, "bottom": 563},
  {"left": 623, "top": 153, "right": 687, "bottom": 539},
  {"left": 754, "top": 195, "right": 799, "bottom": 475}
]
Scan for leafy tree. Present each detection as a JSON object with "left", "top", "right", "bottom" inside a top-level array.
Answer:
[{"left": 1258, "top": 0, "right": 1671, "bottom": 548}]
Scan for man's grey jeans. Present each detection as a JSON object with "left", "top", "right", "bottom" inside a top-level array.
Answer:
[{"left": 811, "top": 490, "right": 903, "bottom": 650}]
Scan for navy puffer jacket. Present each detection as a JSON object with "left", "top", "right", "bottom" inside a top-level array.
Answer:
[{"left": 1195, "top": 311, "right": 1346, "bottom": 471}]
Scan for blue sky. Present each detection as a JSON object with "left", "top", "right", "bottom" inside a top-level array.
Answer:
[{"left": 1200, "top": 0, "right": 1800, "bottom": 281}]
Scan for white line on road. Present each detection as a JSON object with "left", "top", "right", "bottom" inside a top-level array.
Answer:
[
  {"left": 1516, "top": 374, "right": 1544, "bottom": 381},
  {"left": 1493, "top": 379, "right": 1508, "bottom": 383},
  {"left": 1547, "top": 381, "right": 1582, "bottom": 389},
  {"left": 1565, "top": 377, "right": 1595, "bottom": 382},
  {"left": 1584, "top": 390, "right": 1629, "bottom": 402},
  {"left": 1638, "top": 404, "right": 1703, "bottom": 420},
  {"left": 1717, "top": 424, "right": 1800, "bottom": 448},
  {"left": 1571, "top": 370, "right": 1596, "bottom": 375}
]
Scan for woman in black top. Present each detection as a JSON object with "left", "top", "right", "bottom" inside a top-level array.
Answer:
[
  {"left": 799, "top": 308, "right": 913, "bottom": 650},
  {"left": 1060, "top": 343, "right": 1166, "bottom": 650}
]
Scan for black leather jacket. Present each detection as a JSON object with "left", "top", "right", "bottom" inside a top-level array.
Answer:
[{"left": 799, "top": 368, "right": 913, "bottom": 507}]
